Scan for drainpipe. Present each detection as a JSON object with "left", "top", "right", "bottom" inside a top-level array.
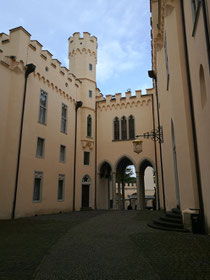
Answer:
[
  {"left": 148, "top": 71, "right": 166, "bottom": 212},
  {"left": 180, "top": 0, "right": 205, "bottom": 233},
  {"left": 151, "top": 94, "right": 160, "bottom": 210},
  {"left": 73, "top": 101, "right": 83, "bottom": 211},
  {"left": 12, "top": 63, "right": 36, "bottom": 219},
  {"left": 94, "top": 101, "right": 98, "bottom": 210}
]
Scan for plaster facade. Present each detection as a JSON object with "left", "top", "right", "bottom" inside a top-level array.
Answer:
[
  {"left": 0, "top": 27, "right": 156, "bottom": 219},
  {"left": 150, "top": 0, "right": 210, "bottom": 232}
]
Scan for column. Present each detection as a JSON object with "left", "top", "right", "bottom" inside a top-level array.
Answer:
[
  {"left": 122, "top": 180, "right": 125, "bottom": 210},
  {"left": 118, "top": 182, "right": 121, "bottom": 210},
  {"left": 136, "top": 172, "right": 141, "bottom": 210},
  {"left": 112, "top": 172, "right": 116, "bottom": 209}
]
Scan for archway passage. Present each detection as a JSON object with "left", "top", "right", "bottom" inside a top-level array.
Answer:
[
  {"left": 139, "top": 159, "right": 157, "bottom": 210},
  {"left": 99, "top": 162, "right": 112, "bottom": 209},
  {"left": 116, "top": 156, "right": 136, "bottom": 210}
]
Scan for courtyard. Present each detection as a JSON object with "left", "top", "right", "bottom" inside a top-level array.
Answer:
[{"left": 1, "top": 210, "right": 210, "bottom": 280}]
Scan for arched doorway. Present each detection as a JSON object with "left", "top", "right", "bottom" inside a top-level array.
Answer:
[
  {"left": 115, "top": 156, "right": 136, "bottom": 210},
  {"left": 81, "top": 175, "right": 91, "bottom": 209},
  {"left": 99, "top": 162, "right": 112, "bottom": 209},
  {"left": 139, "top": 159, "right": 156, "bottom": 210}
]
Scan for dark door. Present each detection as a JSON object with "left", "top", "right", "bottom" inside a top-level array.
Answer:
[{"left": 82, "top": 184, "right": 89, "bottom": 208}]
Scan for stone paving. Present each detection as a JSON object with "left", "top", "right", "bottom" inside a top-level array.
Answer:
[{"left": 34, "top": 210, "right": 210, "bottom": 280}]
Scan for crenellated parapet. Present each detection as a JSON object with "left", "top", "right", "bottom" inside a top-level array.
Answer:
[
  {"left": 0, "top": 26, "right": 83, "bottom": 104},
  {"left": 68, "top": 32, "right": 97, "bottom": 60},
  {"left": 97, "top": 90, "right": 154, "bottom": 111}
]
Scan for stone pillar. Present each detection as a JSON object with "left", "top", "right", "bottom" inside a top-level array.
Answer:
[
  {"left": 122, "top": 180, "right": 125, "bottom": 210},
  {"left": 136, "top": 172, "right": 141, "bottom": 210},
  {"left": 112, "top": 172, "right": 116, "bottom": 209},
  {"left": 118, "top": 182, "right": 121, "bottom": 210},
  {"left": 136, "top": 172, "right": 145, "bottom": 210}
]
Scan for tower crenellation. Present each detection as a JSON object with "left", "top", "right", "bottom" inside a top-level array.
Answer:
[{"left": 68, "top": 32, "right": 97, "bottom": 81}]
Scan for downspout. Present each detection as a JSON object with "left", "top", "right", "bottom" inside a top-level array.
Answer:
[
  {"left": 73, "top": 101, "right": 83, "bottom": 211},
  {"left": 94, "top": 101, "right": 98, "bottom": 210},
  {"left": 154, "top": 79, "right": 166, "bottom": 212},
  {"left": 151, "top": 94, "right": 160, "bottom": 210},
  {"left": 12, "top": 63, "right": 36, "bottom": 219},
  {"left": 180, "top": 0, "right": 205, "bottom": 233}
]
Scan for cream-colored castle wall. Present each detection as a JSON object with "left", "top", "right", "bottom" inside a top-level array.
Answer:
[
  {"left": 97, "top": 91, "right": 156, "bottom": 209},
  {"left": 183, "top": 0, "right": 210, "bottom": 230},
  {"left": 151, "top": 0, "right": 210, "bottom": 231}
]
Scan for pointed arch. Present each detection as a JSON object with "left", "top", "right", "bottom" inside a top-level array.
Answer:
[
  {"left": 199, "top": 64, "right": 207, "bottom": 109},
  {"left": 128, "top": 115, "right": 135, "bottom": 139},
  {"left": 113, "top": 117, "right": 120, "bottom": 140},
  {"left": 121, "top": 116, "right": 127, "bottom": 140}
]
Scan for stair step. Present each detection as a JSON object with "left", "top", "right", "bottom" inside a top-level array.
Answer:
[
  {"left": 153, "top": 218, "right": 184, "bottom": 229},
  {"left": 159, "top": 215, "right": 183, "bottom": 224},
  {"left": 172, "top": 208, "right": 181, "bottom": 214},
  {"left": 166, "top": 211, "right": 182, "bottom": 219},
  {"left": 148, "top": 222, "right": 189, "bottom": 233}
]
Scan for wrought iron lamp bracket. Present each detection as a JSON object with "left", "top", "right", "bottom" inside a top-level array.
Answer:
[{"left": 136, "top": 126, "right": 164, "bottom": 143}]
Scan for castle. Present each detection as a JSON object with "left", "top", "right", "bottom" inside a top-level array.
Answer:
[
  {"left": 0, "top": 27, "right": 156, "bottom": 219},
  {"left": 0, "top": 0, "right": 210, "bottom": 233}
]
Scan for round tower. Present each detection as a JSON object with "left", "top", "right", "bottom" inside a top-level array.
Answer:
[{"left": 68, "top": 32, "right": 97, "bottom": 82}]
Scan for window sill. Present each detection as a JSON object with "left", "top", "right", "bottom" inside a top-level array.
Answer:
[
  {"left": 112, "top": 138, "right": 135, "bottom": 142},
  {"left": 38, "top": 121, "right": 47, "bottom": 126},
  {"left": 36, "top": 155, "right": 44, "bottom": 159}
]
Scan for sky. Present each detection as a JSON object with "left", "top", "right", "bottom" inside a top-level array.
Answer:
[{"left": 1, "top": 0, "right": 153, "bottom": 96}]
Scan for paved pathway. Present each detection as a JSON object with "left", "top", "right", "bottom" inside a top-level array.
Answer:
[{"left": 35, "top": 211, "right": 210, "bottom": 280}]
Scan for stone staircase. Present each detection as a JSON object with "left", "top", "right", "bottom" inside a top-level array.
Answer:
[{"left": 148, "top": 208, "right": 189, "bottom": 232}]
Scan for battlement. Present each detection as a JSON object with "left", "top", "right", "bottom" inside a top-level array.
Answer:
[
  {"left": 0, "top": 26, "right": 82, "bottom": 102},
  {"left": 96, "top": 89, "right": 154, "bottom": 111},
  {"left": 68, "top": 32, "right": 97, "bottom": 58}
]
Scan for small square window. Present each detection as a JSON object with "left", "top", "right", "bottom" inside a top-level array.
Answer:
[
  {"left": 89, "top": 64, "right": 93, "bottom": 71},
  {"left": 84, "top": 151, "right": 90, "bottom": 165},
  {"left": 60, "top": 145, "right": 66, "bottom": 162},
  {"left": 33, "top": 172, "right": 43, "bottom": 202},
  {"left": 36, "top": 137, "right": 45, "bottom": 158},
  {"left": 89, "top": 90, "right": 93, "bottom": 98},
  {"left": 58, "top": 174, "right": 65, "bottom": 201}
]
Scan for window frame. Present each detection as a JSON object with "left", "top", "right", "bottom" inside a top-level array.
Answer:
[
  {"left": 128, "top": 115, "right": 135, "bottom": 140},
  {"left": 33, "top": 171, "right": 43, "bottom": 202},
  {"left": 89, "top": 90, "right": 93, "bottom": 98},
  {"left": 87, "top": 114, "right": 92, "bottom": 137},
  {"left": 38, "top": 89, "right": 48, "bottom": 125},
  {"left": 84, "top": 151, "right": 90, "bottom": 166},
  {"left": 60, "top": 145, "right": 66, "bottom": 163},
  {"left": 121, "top": 116, "right": 127, "bottom": 140},
  {"left": 57, "top": 174, "right": 65, "bottom": 201},
  {"left": 113, "top": 117, "right": 120, "bottom": 141},
  {"left": 89, "top": 63, "right": 93, "bottom": 71},
  {"left": 61, "top": 103, "right": 68, "bottom": 134},
  {"left": 36, "top": 137, "right": 45, "bottom": 158}
]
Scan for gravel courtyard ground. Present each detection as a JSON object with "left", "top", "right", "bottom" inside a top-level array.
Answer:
[{"left": 1, "top": 210, "right": 210, "bottom": 280}]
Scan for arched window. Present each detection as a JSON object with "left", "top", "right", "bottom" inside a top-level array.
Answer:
[
  {"left": 129, "top": 115, "right": 135, "bottom": 139},
  {"left": 114, "top": 117, "right": 119, "bottom": 140},
  {"left": 199, "top": 64, "right": 207, "bottom": 109},
  {"left": 87, "top": 115, "right": 92, "bottom": 137},
  {"left": 121, "top": 116, "right": 127, "bottom": 140}
]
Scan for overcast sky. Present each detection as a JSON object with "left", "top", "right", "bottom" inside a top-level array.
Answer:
[{"left": 1, "top": 0, "right": 152, "bottom": 95}]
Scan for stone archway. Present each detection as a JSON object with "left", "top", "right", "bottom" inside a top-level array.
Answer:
[
  {"left": 99, "top": 161, "right": 112, "bottom": 209},
  {"left": 138, "top": 158, "right": 156, "bottom": 210},
  {"left": 115, "top": 156, "right": 137, "bottom": 210}
]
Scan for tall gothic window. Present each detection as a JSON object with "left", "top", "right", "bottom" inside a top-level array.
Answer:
[
  {"left": 87, "top": 115, "right": 92, "bottom": 137},
  {"left": 114, "top": 117, "right": 119, "bottom": 140},
  {"left": 129, "top": 115, "right": 135, "bottom": 139},
  {"left": 121, "top": 116, "right": 127, "bottom": 140}
]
